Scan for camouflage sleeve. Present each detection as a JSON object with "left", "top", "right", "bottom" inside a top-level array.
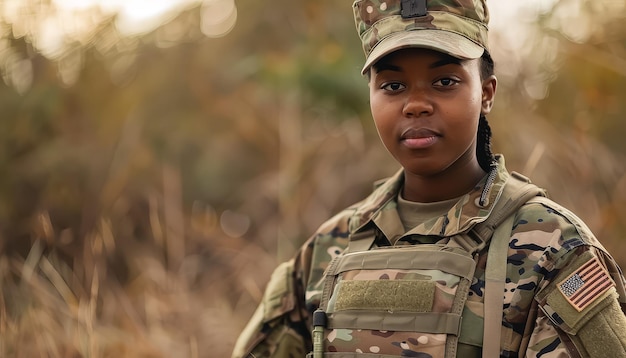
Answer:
[
  {"left": 231, "top": 241, "right": 315, "bottom": 358},
  {"left": 527, "top": 246, "right": 626, "bottom": 357}
]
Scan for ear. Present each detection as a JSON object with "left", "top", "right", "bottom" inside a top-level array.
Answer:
[{"left": 481, "top": 75, "right": 497, "bottom": 115}]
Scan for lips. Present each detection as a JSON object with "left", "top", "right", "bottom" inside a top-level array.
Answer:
[
  {"left": 401, "top": 128, "right": 440, "bottom": 139},
  {"left": 400, "top": 127, "right": 440, "bottom": 149}
]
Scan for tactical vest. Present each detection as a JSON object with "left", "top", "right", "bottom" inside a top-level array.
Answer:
[{"left": 308, "top": 172, "right": 545, "bottom": 358}]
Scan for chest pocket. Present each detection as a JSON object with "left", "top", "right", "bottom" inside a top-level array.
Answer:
[{"left": 317, "top": 244, "right": 479, "bottom": 357}]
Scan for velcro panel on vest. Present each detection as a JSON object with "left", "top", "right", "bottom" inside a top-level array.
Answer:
[{"left": 335, "top": 280, "right": 435, "bottom": 312}]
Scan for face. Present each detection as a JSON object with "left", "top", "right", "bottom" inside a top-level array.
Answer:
[{"left": 369, "top": 48, "right": 496, "bottom": 179}]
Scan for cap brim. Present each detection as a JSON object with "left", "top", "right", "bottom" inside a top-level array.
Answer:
[{"left": 361, "top": 29, "right": 484, "bottom": 75}]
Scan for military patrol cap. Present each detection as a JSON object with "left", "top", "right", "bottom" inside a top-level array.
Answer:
[{"left": 354, "top": 0, "right": 490, "bottom": 74}]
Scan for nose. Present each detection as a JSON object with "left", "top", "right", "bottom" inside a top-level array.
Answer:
[{"left": 402, "top": 89, "right": 433, "bottom": 117}]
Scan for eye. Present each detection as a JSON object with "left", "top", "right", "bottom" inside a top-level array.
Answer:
[
  {"left": 381, "top": 82, "right": 406, "bottom": 92},
  {"left": 433, "top": 78, "right": 459, "bottom": 87}
]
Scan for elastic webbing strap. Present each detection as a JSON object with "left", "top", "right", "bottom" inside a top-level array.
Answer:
[
  {"left": 333, "top": 248, "right": 476, "bottom": 279},
  {"left": 445, "top": 275, "right": 475, "bottom": 357},
  {"left": 483, "top": 212, "right": 515, "bottom": 358},
  {"left": 328, "top": 311, "right": 462, "bottom": 335},
  {"left": 320, "top": 256, "right": 342, "bottom": 310}
]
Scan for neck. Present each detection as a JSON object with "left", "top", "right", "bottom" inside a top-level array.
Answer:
[{"left": 402, "top": 157, "right": 487, "bottom": 203}]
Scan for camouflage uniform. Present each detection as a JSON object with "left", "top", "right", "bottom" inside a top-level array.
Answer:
[{"left": 232, "top": 156, "right": 626, "bottom": 357}]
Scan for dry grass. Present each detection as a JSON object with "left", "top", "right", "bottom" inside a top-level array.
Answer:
[{"left": 0, "top": 182, "right": 278, "bottom": 358}]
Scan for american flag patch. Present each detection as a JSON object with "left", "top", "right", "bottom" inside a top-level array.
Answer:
[{"left": 558, "top": 257, "right": 615, "bottom": 312}]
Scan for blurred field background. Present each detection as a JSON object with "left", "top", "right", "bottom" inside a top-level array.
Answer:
[{"left": 0, "top": 0, "right": 625, "bottom": 356}]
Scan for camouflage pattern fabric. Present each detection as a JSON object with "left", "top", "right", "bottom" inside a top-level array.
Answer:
[
  {"left": 232, "top": 155, "right": 626, "bottom": 357},
  {"left": 353, "top": 0, "right": 489, "bottom": 73},
  {"left": 354, "top": 0, "right": 489, "bottom": 54}
]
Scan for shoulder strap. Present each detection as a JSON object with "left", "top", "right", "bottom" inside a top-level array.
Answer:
[
  {"left": 482, "top": 212, "right": 515, "bottom": 358},
  {"left": 480, "top": 172, "right": 546, "bottom": 358},
  {"left": 473, "top": 171, "right": 546, "bottom": 243}
]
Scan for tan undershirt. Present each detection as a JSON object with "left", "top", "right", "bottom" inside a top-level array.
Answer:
[{"left": 397, "top": 192, "right": 462, "bottom": 232}]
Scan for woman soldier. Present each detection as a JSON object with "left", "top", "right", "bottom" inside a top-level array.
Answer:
[{"left": 232, "top": 0, "right": 626, "bottom": 356}]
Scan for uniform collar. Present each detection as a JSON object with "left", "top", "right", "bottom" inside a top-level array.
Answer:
[{"left": 348, "top": 155, "right": 511, "bottom": 240}]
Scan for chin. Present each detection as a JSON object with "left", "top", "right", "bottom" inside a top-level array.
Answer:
[{"left": 403, "top": 163, "right": 449, "bottom": 178}]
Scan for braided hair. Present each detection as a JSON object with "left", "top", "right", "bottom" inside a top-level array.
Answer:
[{"left": 477, "top": 51, "right": 497, "bottom": 172}]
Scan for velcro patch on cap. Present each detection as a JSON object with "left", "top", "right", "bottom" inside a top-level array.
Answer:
[
  {"left": 558, "top": 257, "right": 615, "bottom": 312},
  {"left": 401, "top": 0, "right": 427, "bottom": 18}
]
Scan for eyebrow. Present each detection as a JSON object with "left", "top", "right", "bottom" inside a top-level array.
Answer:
[
  {"left": 373, "top": 62, "right": 403, "bottom": 73},
  {"left": 373, "top": 55, "right": 463, "bottom": 74},
  {"left": 429, "top": 57, "right": 462, "bottom": 69}
]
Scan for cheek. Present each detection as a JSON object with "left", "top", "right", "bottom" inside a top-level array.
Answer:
[
  {"left": 370, "top": 96, "right": 393, "bottom": 129},
  {"left": 369, "top": 88, "right": 380, "bottom": 112},
  {"left": 369, "top": 93, "right": 385, "bottom": 122},
  {"left": 451, "top": 87, "right": 483, "bottom": 120},
  {"left": 471, "top": 80, "right": 485, "bottom": 106},
  {"left": 369, "top": 96, "right": 396, "bottom": 147}
]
